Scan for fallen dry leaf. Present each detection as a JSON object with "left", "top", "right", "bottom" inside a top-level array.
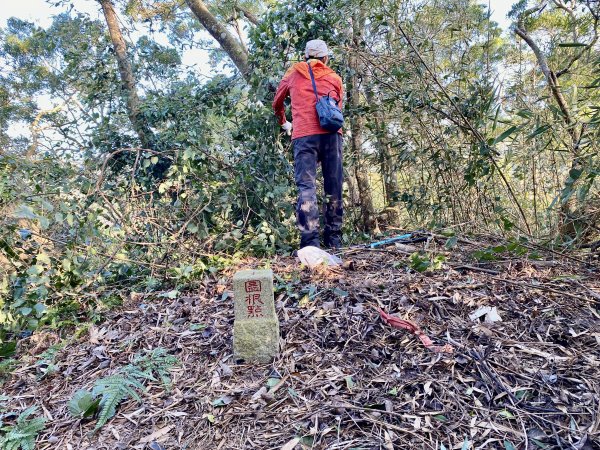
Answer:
[
  {"left": 139, "top": 426, "right": 173, "bottom": 444},
  {"left": 280, "top": 437, "right": 300, "bottom": 450}
]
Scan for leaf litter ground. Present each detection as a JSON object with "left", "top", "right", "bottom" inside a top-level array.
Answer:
[{"left": 3, "top": 235, "right": 600, "bottom": 449}]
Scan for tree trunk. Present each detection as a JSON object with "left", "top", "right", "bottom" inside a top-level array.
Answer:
[
  {"left": 513, "top": 6, "right": 589, "bottom": 237},
  {"left": 235, "top": 5, "right": 259, "bottom": 26},
  {"left": 514, "top": 26, "right": 574, "bottom": 130},
  {"left": 186, "top": 0, "right": 250, "bottom": 82},
  {"left": 353, "top": 162, "right": 375, "bottom": 231},
  {"left": 345, "top": 169, "right": 361, "bottom": 206},
  {"left": 348, "top": 13, "right": 375, "bottom": 232},
  {"left": 365, "top": 87, "right": 399, "bottom": 209},
  {"left": 99, "top": 0, "right": 154, "bottom": 149}
]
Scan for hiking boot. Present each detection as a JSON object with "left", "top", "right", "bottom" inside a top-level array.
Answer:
[
  {"left": 300, "top": 231, "right": 320, "bottom": 249},
  {"left": 324, "top": 232, "right": 342, "bottom": 250}
]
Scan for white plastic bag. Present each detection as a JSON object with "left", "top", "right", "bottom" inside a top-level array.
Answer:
[
  {"left": 469, "top": 306, "right": 502, "bottom": 323},
  {"left": 296, "top": 246, "right": 342, "bottom": 269}
]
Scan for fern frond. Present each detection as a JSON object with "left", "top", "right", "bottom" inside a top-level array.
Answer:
[
  {"left": 0, "top": 406, "right": 45, "bottom": 450},
  {"left": 132, "top": 348, "right": 178, "bottom": 389},
  {"left": 120, "top": 364, "right": 155, "bottom": 382},
  {"left": 86, "top": 349, "right": 178, "bottom": 431},
  {"left": 92, "top": 374, "right": 145, "bottom": 430}
]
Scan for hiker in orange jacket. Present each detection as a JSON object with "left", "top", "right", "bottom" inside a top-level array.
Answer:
[{"left": 272, "top": 39, "right": 344, "bottom": 249}]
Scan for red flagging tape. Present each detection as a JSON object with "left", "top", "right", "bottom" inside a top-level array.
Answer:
[{"left": 378, "top": 308, "right": 454, "bottom": 354}]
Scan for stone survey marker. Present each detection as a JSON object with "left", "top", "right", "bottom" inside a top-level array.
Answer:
[{"left": 233, "top": 269, "right": 279, "bottom": 362}]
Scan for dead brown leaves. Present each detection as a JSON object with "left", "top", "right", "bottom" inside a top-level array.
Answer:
[{"left": 2, "top": 237, "right": 600, "bottom": 449}]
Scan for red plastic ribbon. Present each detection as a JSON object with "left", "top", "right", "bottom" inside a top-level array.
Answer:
[{"left": 378, "top": 308, "right": 454, "bottom": 354}]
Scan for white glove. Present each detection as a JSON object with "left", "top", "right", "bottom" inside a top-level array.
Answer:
[{"left": 281, "top": 121, "right": 292, "bottom": 135}]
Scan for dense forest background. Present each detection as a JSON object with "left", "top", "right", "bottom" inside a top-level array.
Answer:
[{"left": 1, "top": 0, "right": 599, "bottom": 336}]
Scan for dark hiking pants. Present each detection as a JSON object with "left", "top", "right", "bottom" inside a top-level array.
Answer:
[{"left": 293, "top": 133, "right": 343, "bottom": 248}]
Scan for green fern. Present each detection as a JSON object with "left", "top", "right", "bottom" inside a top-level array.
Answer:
[
  {"left": 92, "top": 374, "right": 144, "bottom": 430},
  {"left": 35, "top": 343, "right": 65, "bottom": 379},
  {"left": 0, "top": 397, "right": 6, "bottom": 429},
  {"left": 74, "top": 348, "right": 178, "bottom": 431},
  {"left": 0, "top": 406, "right": 46, "bottom": 450},
  {"left": 0, "top": 359, "right": 16, "bottom": 384},
  {"left": 36, "top": 343, "right": 64, "bottom": 363},
  {"left": 119, "top": 364, "right": 154, "bottom": 382},
  {"left": 0, "top": 395, "right": 9, "bottom": 428},
  {"left": 131, "top": 348, "right": 178, "bottom": 389}
]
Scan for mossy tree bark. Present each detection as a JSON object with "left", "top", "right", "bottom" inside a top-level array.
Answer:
[
  {"left": 185, "top": 0, "right": 250, "bottom": 82},
  {"left": 99, "top": 0, "right": 155, "bottom": 150}
]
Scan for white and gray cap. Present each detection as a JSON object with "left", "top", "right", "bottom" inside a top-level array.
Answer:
[{"left": 305, "top": 39, "right": 329, "bottom": 58}]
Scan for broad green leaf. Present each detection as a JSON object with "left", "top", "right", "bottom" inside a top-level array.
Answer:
[
  {"left": 498, "top": 409, "right": 515, "bottom": 419},
  {"left": 68, "top": 390, "right": 100, "bottom": 418},
  {"left": 212, "top": 396, "right": 232, "bottom": 407},
  {"left": 0, "top": 341, "right": 17, "bottom": 358},
  {"left": 345, "top": 375, "right": 355, "bottom": 390},
  {"left": 333, "top": 287, "right": 348, "bottom": 297},
  {"left": 266, "top": 377, "right": 280, "bottom": 388},
  {"left": 38, "top": 216, "right": 50, "bottom": 229},
  {"left": 12, "top": 204, "right": 37, "bottom": 219},
  {"left": 299, "top": 435, "right": 315, "bottom": 446},
  {"left": 36, "top": 253, "right": 51, "bottom": 265},
  {"left": 159, "top": 290, "right": 179, "bottom": 299},
  {"left": 33, "top": 303, "right": 46, "bottom": 315},
  {"left": 569, "top": 168, "right": 583, "bottom": 181},
  {"left": 445, "top": 236, "right": 458, "bottom": 249}
]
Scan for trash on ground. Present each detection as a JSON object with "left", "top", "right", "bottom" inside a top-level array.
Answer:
[
  {"left": 377, "top": 307, "right": 454, "bottom": 354},
  {"left": 297, "top": 246, "right": 342, "bottom": 269},
  {"left": 469, "top": 306, "right": 502, "bottom": 323},
  {"left": 369, "top": 233, "right": 413, "bottom": 248},
  {"left": 368, "top": 232, "right": 429, "bottom": 249},
  {"left": 394, "top": 242, "right": 418, "bottom": 252}
]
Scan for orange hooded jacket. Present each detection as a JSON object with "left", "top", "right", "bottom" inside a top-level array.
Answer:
[{"left": 272, "top": 59, "right": 344, "bottom": 140}]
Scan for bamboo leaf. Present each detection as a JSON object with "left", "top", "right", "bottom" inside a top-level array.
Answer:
[
  {"left": 493, "top": 125, "right": 519, "bottom": 144},
  {"left": 526, "top": 124, "right": 551, "bottom": 140}
]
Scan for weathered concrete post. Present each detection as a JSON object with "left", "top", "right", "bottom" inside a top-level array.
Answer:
[{"left": 232, "top": 269, "right": 279, "bottom": 363}]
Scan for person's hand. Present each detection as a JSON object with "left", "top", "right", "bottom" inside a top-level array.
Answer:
[{"left": 282, "top": 121, "right": 292, "bottom": 136}]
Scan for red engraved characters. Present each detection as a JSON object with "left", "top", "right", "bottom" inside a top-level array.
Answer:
[
  {"left": 245, "top": 280, "right": 262, "bottom": 293},
  {"left": 244, "top": 280, "right": 264, "bottom": 318}
]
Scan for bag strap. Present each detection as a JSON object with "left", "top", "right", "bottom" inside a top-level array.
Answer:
[
  {"left": 325, "top": 89, "right": 340, "bottom": 103},
  {"left": 306, "top": 62, "right": 320, "bottom": 102}
]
